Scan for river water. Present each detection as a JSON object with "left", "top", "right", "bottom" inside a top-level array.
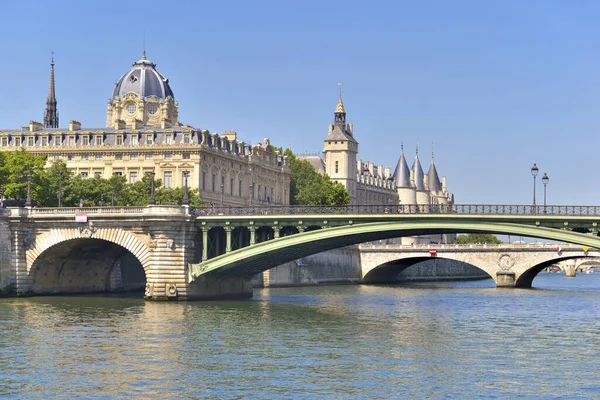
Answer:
[{"left": 1, "top": 273, "right": 599, "bottom": 399}]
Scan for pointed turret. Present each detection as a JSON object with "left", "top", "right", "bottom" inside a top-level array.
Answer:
[
  {"left": 393, "top": 143, "right": 411, "bottom": 188},
  {"left": 334, "top": 83, "right": 346, "bottom": 126},
  {"left": 411, "top": 148, "right": 425, "bottom": 191},
  {"left": 427, "top": 151, "right": 442, "bottom": 192},
  {"left": 44, "top": 53, "right": 59, "bottom": 128}
]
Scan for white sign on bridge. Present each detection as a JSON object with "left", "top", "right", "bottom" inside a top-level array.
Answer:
[{"left": 75, "top": 214, "right": 88, "bottom": 223}]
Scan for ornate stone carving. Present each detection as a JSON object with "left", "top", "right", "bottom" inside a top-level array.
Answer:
[
  {"left": 78, "top": 221, "right": 97, "bottom": 238},
  {"left": 165, "top": 239, "right": 175, "bottom": 250},
  {"left": 498, "top": 254, "right": 515, "bottom": 270},
  {"left": 143, "top": 233, "right": 157, "bottom": 249}
]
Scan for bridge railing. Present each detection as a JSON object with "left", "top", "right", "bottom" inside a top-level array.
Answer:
[
  {"left": 28, "top": 206, "right": 147, "bottom": 215},
  {"left": 190, "top": 204, "right": 600, "bottom": 216}
]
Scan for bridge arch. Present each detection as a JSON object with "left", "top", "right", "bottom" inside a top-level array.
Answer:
[
  {"left": 363, "top": 257, "right": 494, "bottom": 283},
  {"left": 26, "top": 228, "right": 151, "bottom": 295},
  {"left": 515, "top": 255, "right": 600, "bottom": 287}
]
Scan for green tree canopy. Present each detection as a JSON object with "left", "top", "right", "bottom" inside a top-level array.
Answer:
[
  {"left": 456, "top": 233, "right": 503, "bottom": 244},
  {"left": 283, "top": 148, "right": 350, "bottom": 206}
]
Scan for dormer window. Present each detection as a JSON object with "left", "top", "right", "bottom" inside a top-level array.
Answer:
[
  {"left": 95, "top": 135, "right": 102, "bottom": 146},
  {"left": 54, "top": 136, "right": 61, "bottom": 146},
  {"left": 126, "top": 103, "right": 136, "bottom": 114},
  {"left": 1, "top": 137, "right": 7, "bottom": 147},
  {"left": 41, "top": 137, "right": 48, "bottom": 146},
  {"left": 82, "top": 136, "right": 89, "bottom": 146},
  {"left": 147, "top": 103, "right": 158, "bottom": 115},
  {"left": 166, "top": 134, "right": 173, "bottom": 144},
  {"left": 146, "top": 134, "right": 153, "bottom": 145},
  {"left": 68, "top": 136, "right": 75, "bottom": 146},
  {"left": 14, "top": 137, "right": 21, "bottom": 146},
  {"left": 27, "top": 137, "right": 34, "bottom": 146},
  {"left": 116, "top": 135, "right": 123, "bottom": 145},
  {"left": 183, "top": 134, "right": 190, "bottom": 144},
  {"left": 131, "top": 135, "right": 138, "bottom": 145}
]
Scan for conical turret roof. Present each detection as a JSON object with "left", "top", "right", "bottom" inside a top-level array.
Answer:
[
  {"left": 393, "top": 146, "right": 411, "bottom": 188},
  {"left": 427, "top": 160, "right": 442, "bottom": 192},
  {"left": 335, "top": 94, "right": 346, "bottom": 114},
  {"left": 412, "top": 153, "right": 425, "bottom": 191}
]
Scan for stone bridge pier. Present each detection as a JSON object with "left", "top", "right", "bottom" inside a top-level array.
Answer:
[{"left": 0, "top": 206, "right": 251, "bottom": 301}]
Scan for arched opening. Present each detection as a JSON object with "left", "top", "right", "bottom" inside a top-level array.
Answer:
[
  {"left": 516, "top": 256, "right": 599, "bottom": 288},
  {"left": 363, "top": 257, "right": 493, "bottom": 284},
  {"left": 231, "top": 226, "right": 250, "bottom": 250},
  {"left": 207, "top": 227, "right": 226, "bottom": 259},
  {"left": 31, "top": 238, "right": 146, "bottom": 295},
  {"left": 256, "top": 226, "right": 274, "bottom": 243},
  {"left": 280, "top": 226, "right": 299, "bottom": 237}
]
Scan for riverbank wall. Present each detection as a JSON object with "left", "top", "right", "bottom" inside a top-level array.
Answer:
[
  {"left": 0, "top": 219, "right": 12, "bottom": 294},
  {"left": 252, "top": 246, "right": 488, "bottom": 288}
]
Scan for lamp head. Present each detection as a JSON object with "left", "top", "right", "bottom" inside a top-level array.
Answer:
[
  {"left": 531, "top": 163, "right": 539, "bottom": 177},
  {"left": 542, "top": 173, "right": 549, "bottom": 185}
]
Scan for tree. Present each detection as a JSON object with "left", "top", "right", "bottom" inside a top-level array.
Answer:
[
  {"left": 456, "top": 233, "right": 503, "bottom": 244},
  {"left": 283, "top": 148, "right": 350, "bottom": 206},
  {"left": 0, "top": 149, "right": 47, "bottom": 201}
]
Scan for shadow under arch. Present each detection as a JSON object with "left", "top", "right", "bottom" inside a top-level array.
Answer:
[
  {"left": 363, "top": 256, "right": 493, "bottom": 283},
  {"left": 517, "top": 255, "right": 600, "bottom": 288},
  {"left": 30, "top": 238, "right": 146, "bottom": 295}
]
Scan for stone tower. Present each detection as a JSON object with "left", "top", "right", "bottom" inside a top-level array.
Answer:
[
  {"left": 323, "top": 87, "right": 359, "bottom": 204},
  {"left": 44, "top": 54, "right": 59, "bottom": 128}
]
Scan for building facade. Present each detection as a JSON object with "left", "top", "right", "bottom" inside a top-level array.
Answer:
[{"left": 0, "top": 53, "right": 291, "bottom": 206}]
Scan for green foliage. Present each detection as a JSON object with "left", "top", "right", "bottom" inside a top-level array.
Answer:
[
  {"left": 283, "top": 148, "right": 350, "bottom": 206},
  {"left": 0, "top": 150, "right": 202, "bottom": 207},
  {"left": 456, "top": 233, "right": 503, "bottom": 244}
]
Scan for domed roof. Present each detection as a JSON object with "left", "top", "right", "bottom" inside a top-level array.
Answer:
[{"left": 112, "top": 52, "right": 174, "bottom": 100}]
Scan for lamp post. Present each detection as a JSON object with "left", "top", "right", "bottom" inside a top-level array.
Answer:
[
  {"left": 220, "top": 183, "right": 224, "bottom": 206},
  {"left": 182, "top": 171, "right": 190, "bottom": 206},
  {"left": 542, "top": 173, "right": 549, "bottom": 209},
  {"left": 149, "top": 171, "right": 156, "bottom": 205},
  {"left": 58, "top": 170, "right": 63, "bottom": 208},
  {"left": 531, "top": 163, "right": 539, "bottom": 209},
  {"left": 25, "top": 174, "right": 32, "bottom": 207}
]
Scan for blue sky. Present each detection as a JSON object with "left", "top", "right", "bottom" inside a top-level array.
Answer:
[{"left": 1, "top": 0, "right": 599, "bottom": 205}]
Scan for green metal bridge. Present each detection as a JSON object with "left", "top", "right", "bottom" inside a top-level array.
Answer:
[{"left": 189, "top": 204, "right": 600, "bottom": 287}]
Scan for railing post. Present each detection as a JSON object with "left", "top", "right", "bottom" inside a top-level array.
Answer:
[
  {"left": 225, "top": 226, "right": 232, "bottom": 253},
  {"left": 202, "top": 227, "right": 209, "bottom": 262},
  {"left": 249, "top": 226, "right": 257, "bottom": 245}
]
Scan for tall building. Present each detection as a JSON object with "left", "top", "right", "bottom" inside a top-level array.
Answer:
[{"left": 0, "top": 53, "right": 291, "bottom": 206}]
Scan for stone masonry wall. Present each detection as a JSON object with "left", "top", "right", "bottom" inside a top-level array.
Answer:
[{"left": 0, "top": 219, "right": 11, "bottom": 294}]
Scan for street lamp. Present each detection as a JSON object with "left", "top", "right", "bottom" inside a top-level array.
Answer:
[
  {"left": 531, "top": 163, "right": 539, "bottom": 208},
  {"left": 220, "top": 183, "right": 224, "bottom": 206},
  {"left": 58, "top": 170, "right": 63, "bottom": 208},
  {"left": 25, "top": 174, "right": 32, "bottom": 207},
  {"left": 149, "top": 171, "right": 156, "bottom": 205},
  {"left": 182, "top": 171, "right": 190, "bottom": 206},
  {"left": 542, "top": 173, "right": 549, "bottom": 208}
]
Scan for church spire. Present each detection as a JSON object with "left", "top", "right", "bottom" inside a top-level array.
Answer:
[
  {"left": 44, "top": 53, "right": 59, "bottom": 128},
  {"left": 334, "top": 82, "right": 346, "bottom": 125}
]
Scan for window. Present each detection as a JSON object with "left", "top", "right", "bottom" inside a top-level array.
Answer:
[
  {"left": 41, "top": 137, "right": 47, "bottom": 146},
  {"left": 54, "top": 155, "right": 61, "bottom": 161},
  {"left": 116, "top": 135, "right": 123, "bottom": 145},
  {"left": 82, "top": 154, "right": 89, "bottom": 161},
  {"left": 130, "top": 171, "right": 137, "bottom": 184},
  {"left": 238, "top": 180, "right": 242, "bottom": 197},
  {"left": 54, "top": 136, "right": 60, "bottom": 146},
  {"left": 264, "top": 186, "right": 267, "bottom": 202},
  {"left": 28, "top": 137, "right": 34, "bottom": 146},
  {"left": 165, "top": 153, "right": 173, "bottom": 160},
  {"left": 147, "top": 103, "right": 158, "bottom": 115},
  {"left": 126, "top": 103, "right": 136, "bottom": 114},
  {"left": 145, "top": 153, "right": 152, "bottom": 160},
  {"left": 130, "top": 153, "right": 138, "bottom": 160},
  {"left": 202, "top": 172, "right": 206, "bottom": 190},
  {"left": 82, "top": 136, "right": 89, "bottom": 145},
  {"left": 230, "top": 178, "right": 234, "bottom": 196},
  {"left": 94, "top": 172, "right": 102, "bottom": 178},
  {"left": 68, "top": 155, "right": 75, "bottom": 161},
  {"left": 270, "top": 187, "right": 274, "bottom": 203},
  {"left": 95, "top": 136, "right": 102, "bottom": 146},
  {"left": 163, "top": 171, "right": 173, "bottom": 189},
  {"left": 1, "top": 137, "right": 8, "bottom": 147},
  {"left": 335, "top": 160, "right": 339, "bottom": 173},
  {"left": 95, "top": 154, "right": 103, "bottom": 160},
  {"left": 68, "top": 136, "right": 74, "bottom": 146},
  {"left": 81, "top": 172, "right": 88, "bottom": 178},
  {"left": 15, "top": 137, "right": 21, "bottom": 146},
  {"left": 258, "top": 185, "right": 261, "bottom": 200},
  {"left": 146, "top": 134, "right": 153, "bottom": 145},
  {"left": 166, "top": 134, "right": 173, "bottom": 144},
  {"left": 115, "top": 154, "right": 123, "bottom": 160},
  {"left": 183, "top": 152, "right": 190, "bottom": 159},
  {"left": 131, "top": 135, "right": 138, "bottom": 145},
  {"left": 114, "top": 171, "right": 122, "bottom": 176},
  {"left": 184, "top": 134, "right": 191, "bottom": 144},
  {"left": 212, "top": 174, "right": 216, "bottom": 192}
]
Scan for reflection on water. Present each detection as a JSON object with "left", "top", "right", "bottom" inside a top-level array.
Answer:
[{"left": 1, "top": 274, "right": 600, "bottom": 398}]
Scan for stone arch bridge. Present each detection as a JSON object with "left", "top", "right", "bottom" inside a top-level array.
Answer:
[{"left": 1, "top": 204, "right": 600, "bottom": 300}]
